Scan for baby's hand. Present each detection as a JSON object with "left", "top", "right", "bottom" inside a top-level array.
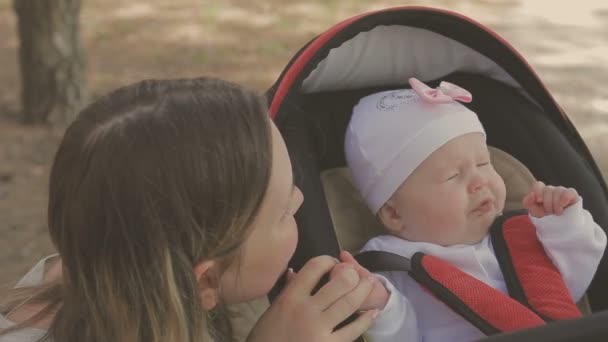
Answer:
[
  {"left": 330, "top": 251, "right": 390, "bottom": 312},
  {"left": 523, "top": 181, "right": 579, "bottom": 218}
]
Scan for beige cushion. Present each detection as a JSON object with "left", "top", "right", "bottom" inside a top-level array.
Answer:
[{"left": 321, "top": 146, "right": 535, "bottom": 253}]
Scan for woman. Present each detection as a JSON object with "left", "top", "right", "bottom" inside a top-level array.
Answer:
[{"left": 0, "top": 78, "right": 377, "bottom": 342}]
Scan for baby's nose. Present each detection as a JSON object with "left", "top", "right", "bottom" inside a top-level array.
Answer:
[{"left": 468, "top": 174, "right": 487, "bottom": 193}]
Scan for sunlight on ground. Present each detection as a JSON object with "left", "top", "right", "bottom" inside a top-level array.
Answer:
[
  {"left": 215, "top": 6, "right": 277, "bottom": 27},
  {"left": 518, "top": 0, "right": 608, "bottom": 27},
  {"left": 112, "top": 2, "right": 157, "bottom": 19},
  {"left": 591, "top": 98, "right": 608, "bottom": 115}
]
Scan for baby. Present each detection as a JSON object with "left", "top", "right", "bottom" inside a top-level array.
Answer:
[{"left": 340, "top": 78, "right": 607, "bottom": 342}]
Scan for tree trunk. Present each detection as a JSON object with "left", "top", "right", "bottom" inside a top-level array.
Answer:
[{"left": 13, "top": 0, "right": 86, "bottom": 125}]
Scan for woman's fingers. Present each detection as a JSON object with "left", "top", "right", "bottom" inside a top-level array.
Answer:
[
  {"left": 323, "top": 275, "right": 374, "bottom": 327},
  {"left": 287, "top": 255, "right": 338, "bottom": 295},
  {"left": 314, "top": 264, "right": 359, "bottom": 310},
  {"left": 286, "top": 268, "right": 296, "bottom": 284},
  {"left": 332, "top": 309, "right": 379, "bottom": 341}
]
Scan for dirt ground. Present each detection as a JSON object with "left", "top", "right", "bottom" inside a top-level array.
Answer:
[{"left": 1, "top": 0, "right": 608, "bottom": 287}]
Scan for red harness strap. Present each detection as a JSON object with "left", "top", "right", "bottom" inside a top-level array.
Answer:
[
  {"left": 491, "top": 213, "right": 582, "bottom": 321},
  {"left": 355, "top": 210, "right": 582, "bottom": 336},
  {"left": 409, "top": 253, "right": 546, "bottom": 334}
]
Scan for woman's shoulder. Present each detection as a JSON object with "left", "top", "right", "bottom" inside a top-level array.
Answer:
[
  {"left": 0, "top": 254, "right": 59, "bottom": 342},
  {"left": 0, "top": 314, "right": 47, "bottom": 342},
  {"left": 14, "top": 254, "right": 59, "bottom": 289}
]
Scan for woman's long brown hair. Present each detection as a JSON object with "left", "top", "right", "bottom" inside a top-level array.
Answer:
[{"left": 0, "top": 78, "right": 273, "bottom": 342}]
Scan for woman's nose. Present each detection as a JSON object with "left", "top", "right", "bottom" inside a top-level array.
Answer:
[{"left": 293, "top": 186, "right": 304, "bottom": 211}]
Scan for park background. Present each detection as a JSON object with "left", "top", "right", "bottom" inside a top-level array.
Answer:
[{"left": 1, "top": 0, "right": 608, "bottom": 287}]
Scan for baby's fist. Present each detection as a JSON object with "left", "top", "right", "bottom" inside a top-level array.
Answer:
[{"left": 523, "top": 181, "right": 578, "bottom": 218}]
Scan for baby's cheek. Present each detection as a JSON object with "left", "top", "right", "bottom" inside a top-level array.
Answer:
[
  {"left": 428, "top": 211, "right": 461, "bottom": 232},
  {"left": 492, "top": 176, "right": 507, "bottom": 208}
]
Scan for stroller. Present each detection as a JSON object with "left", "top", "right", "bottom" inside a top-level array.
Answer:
[{"left": 265, "top": 6, "right": 608, "bottom": 342}]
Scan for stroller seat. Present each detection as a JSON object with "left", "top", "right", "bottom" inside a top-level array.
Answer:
[
  {"left": 218, "top": 6, "right": 608, "bottom": 342},
  {"left": 264, "top": 6, "right": 608, "bottom": 341}
]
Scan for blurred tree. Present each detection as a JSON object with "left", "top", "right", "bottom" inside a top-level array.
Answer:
[{"left": 13, "top": 0, "right": 86, "bottom": 125}]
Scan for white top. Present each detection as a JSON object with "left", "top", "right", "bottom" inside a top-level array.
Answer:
[
  {"left": 363, "top": 199, "right": 607, "bottom": 342},
  {"left": 0, "top": 255, "right": 57, "bottom": 342}
]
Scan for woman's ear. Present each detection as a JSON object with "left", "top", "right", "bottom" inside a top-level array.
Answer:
[
  {"left": 194, "top": 260, "right": 220, "bottom": 311},
  {"left": 378, "top": 199, "right": 404, "bottom": 234}
]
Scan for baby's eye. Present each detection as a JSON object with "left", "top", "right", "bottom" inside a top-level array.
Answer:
[
  {"left": 477, "top": 161, "right": 490, "bottom": 167},
  {"left": 446, "top": 173, "right": 459, "bottom": 181}
]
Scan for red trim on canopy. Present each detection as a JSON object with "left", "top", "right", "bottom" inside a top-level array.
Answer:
[
  {"left": 268, "top": 6, "right": 562, "bottom": 120},
  {"left": 268, "top": 10, "right": 367, "bottom": 118}
]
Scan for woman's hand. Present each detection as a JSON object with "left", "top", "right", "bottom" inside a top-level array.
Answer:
[
  {"left": 333, "top": 251, "right": 390, "bottom": 311},
  {"left": 247, "top": 255, "right": 378, "bottom": 342}
]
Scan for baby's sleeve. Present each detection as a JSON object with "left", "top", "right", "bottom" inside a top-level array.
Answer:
[
  {"left": 364, "top": 274, "right": 420, "bottom": 342},
  {"left": 532, "top": 197, "right": 607, "bottom": 301}
]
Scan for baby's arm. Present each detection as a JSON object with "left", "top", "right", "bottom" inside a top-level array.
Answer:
[
  {"left": 523, "top": 181, "right": 607, "bottom": 301},
  {"left": 337, "top": 251, "right": 420, "bottom": 341},
  {"left": 365, "top": 274, "right": 420, "bottom": 342}
]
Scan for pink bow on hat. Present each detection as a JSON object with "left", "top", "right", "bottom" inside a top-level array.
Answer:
[{"left": 408, "top": 77, "right": 472, "bottom": 104}]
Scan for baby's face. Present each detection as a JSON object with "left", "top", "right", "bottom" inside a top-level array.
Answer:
[{"left": 382, "top": 133, "right": 506, "bottom": 246}]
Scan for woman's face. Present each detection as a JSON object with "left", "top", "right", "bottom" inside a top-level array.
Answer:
[{"left": 219, "top": 121, "right": 303, "bottom": 304}]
